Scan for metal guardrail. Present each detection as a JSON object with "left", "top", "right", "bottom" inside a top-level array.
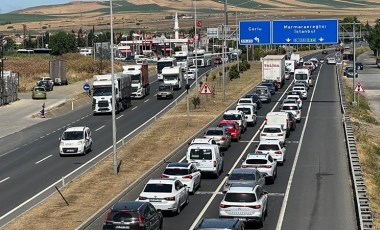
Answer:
[{"left": 336, "top": 64, "right": 373, "bottom": 230}]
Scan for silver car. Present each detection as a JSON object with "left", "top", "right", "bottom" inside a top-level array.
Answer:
[
  {"left": 255, "top": 86, "right": 271, "bottom": 103},
  {"left": 223, "top": 168, "right": 265, "bottom": 193},
  {"left": 204, "top": 127, "right": 231, "bottom": 150}
]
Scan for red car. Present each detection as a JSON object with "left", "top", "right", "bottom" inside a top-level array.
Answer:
[
  {"left": 218, "top": 120, "right": 241, "bottom": 141},
  {"left": 213, "top": 57, "right": 222, "bottom": 64}
]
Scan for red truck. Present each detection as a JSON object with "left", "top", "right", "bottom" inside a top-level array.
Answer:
[{"left": 122, "top": 64, "right": 150, "bottom": 99}]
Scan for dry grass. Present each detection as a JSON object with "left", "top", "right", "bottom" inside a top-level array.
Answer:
[{"left": 4, "top": 61, "right": 263, "bottom": 229}]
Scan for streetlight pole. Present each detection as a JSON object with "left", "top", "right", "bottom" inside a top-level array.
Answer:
[
  {"left": 109, "top": 0, "right": 118, "bottom": 175},
  {"left": 194, "top": 0, "right": 199, "bottom": 97},
  {"left": 353, "top": 22, "right": 356, "bottom": 105},
  {"left": 235, "top": 7, "right": 239, "bottom": 72}
]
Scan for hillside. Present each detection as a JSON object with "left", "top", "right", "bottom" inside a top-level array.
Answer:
[{"left": 0, "top": 0, "right": 379, "bottom": 33}]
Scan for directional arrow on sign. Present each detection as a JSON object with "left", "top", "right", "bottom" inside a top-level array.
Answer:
[
  {"left": 254, "top": 36, "right": 260, "bottom": 43},
  {"left": 319, "top": 37, "right": 324, "bottom": 42},
  {"left": 286, "top": 38, "right": 291, "bottom": 42}
]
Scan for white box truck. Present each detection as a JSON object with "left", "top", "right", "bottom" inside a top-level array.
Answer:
[
  {"left": 262, "top": 55, "right": 286, "bottom": 90},
  {"left": 162, "top": 66, "right": 183, "bottom": 90}
]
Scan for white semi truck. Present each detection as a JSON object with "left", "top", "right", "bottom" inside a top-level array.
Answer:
[
  {"left": 157, "top": 57, "right": 177, "bottom": 81},
  {"left": 162, "top": 66, "right": 183, "bottom": 90},
  {"left": 174, "top": 51, "right": 191, "bottom": 72},
  {"left": 261, "top": 55, "right": 286, "bottom": 90},
  {"left": 92, "top": 73, "right": 132, "bottom": 115}
]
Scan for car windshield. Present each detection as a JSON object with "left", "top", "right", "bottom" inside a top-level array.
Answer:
[
  {"left": 263, "top": 127, "right": 281, "bottom": 133},
  {"left": 108, "top": 211, "right": 136, "bottom": 222},
  {"left": 229, "top": 173, "right": 255, "bottom": 180},
  {"left": 258, "top": 144, "right": 280, "bottom": 150},
  {"left": 224, "top": 193, "right": 256, "bottom": 202},
  {"left": 93, "top": 86, "right": 112, "bottom": 96},
  {"left": 163, "top": 74, "right": 178, "bottom": 81},
  {"left": 62, "top": 131, "right": 84, "bottom": 140},
  {"left": 255, "top": 89, "right": 268, "bottom": 95},
  {"left": 246, "top": 159, "right": 268, "bottom": 164},
  {"left": 223, "top": 114, "right": 241, "bottom": 121},
  {"left": 144, "top": 183, "right": 172, "bottom": 193},
  {"left": 295, "top": 74, "right": 308, "bottom": 80},
  {"left": 190, "top": 148, "right": 213, "bottom": 160},
  {"left": 237, "top": 107, "right": 251, "bottom": 115},
  {"left": 282, "top": 105, "right": 298, "bottom": 110},
  {"left": 159, "top": 85, "right": 170, "bottom": 91},
  {"left": 293, "top": 87, "right": 304, "bottom": 91},
  {"left": 206, "top": 129, "right": 224, "bottom": 136},
  {"left": 163, "top": 168, "right": 190, "bottom": 175}
]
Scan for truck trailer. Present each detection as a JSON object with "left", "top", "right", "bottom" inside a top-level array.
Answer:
[
  {"left": 122, "top": 64, "right": 150, "bottom": 99},
  {"left": 92, "top": 73, "right": 132, "bottom": 115},
  {"left": 162, "top": 66, "right": 183, "bottom": 90},
  {"left": 261, "top": 55, "right": 286, "bottom": 90}
]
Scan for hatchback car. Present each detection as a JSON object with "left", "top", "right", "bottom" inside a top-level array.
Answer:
[
  {"left": 286, "top": 92, "right": 303, "bottom": 106},
  {"left": 32, "top": 86, "right": 47, "bottom": 100},
  {"left": 346, "top": 68, "right": 358, "bottom": 78},
  {"left": 37, "top": 80, "right": 54, "bottom": 91},
  {"left": 161, "top": 162, "right": 201, "bottom": 194},
  {"left": 319, "top": 57, "right": 325, "bottom": 64},
  {"left": 219, "top": 184, "right": 268, "bottom": 227},
  {"left": 254, "top": 87, "right": 271, "bottom": 103},
  {"left": 260, "top": 124, "right": 287, "bottom": 143},
  {"left": 218, "top": 120, "right": 241, "bottom": 142},
  {"left": 138, "top": 178, "right": 189, "bottom": 215},
  {"left": 103, "top": 201, "right": 163, "bottom": 230},
  {"left": 213, "top": 57, "right": 222, "bottom": 64},
  {"left": 184, "top": 70, "right": 195, "bottom": 80},
  {"left": 292, "top": 86, "right": 307, "bottom": 99},
  {"left": 223, "top": 110, "right": 248, "bottom": 133},
  {"left": 204, "top": 127, "right": 232, "bottom": 150},
  {"left": 156, "top": 83, "right": 174, "bottom": 100},
  {"left": 223, "top": 168, "right": 265, "bottom": 193},
  {"left": 281, "top": 103, "right": 301, "bottom": 122},
  {"left": 242, "top": 153, "right": 277, "bottom": 184},
  {"left": 59, "top": 126, "right": 93, "bottom": 156},
  {"left": 260, "top": 82, "right": 276, "bottom": 94},
  {"left": 256, "top": 140, "right": 286, "bottom": 165},
  {"left": 194, "top": 218, "right": 245, "bottom": 230}
]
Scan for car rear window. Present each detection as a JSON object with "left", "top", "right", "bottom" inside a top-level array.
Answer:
[
  {"left": 190, "top": 148, "right": 213, "bottom": 160},
  {"left": 223, "top": 114, "right": 241, "bottom": 121},
  {"left": 224, "top": 193, "right": 256, "bottom": 202},
  {"left": 282, "top": 105, "right": 298, "bottom": 110},
  {"left": 263, "top": 127, "right": 281, "bottom": 133},
  {"left": 144, "top": 183, "right": 172, "bottom": 193},
  {"left": 219, "top": 124, "right": 235, "bottom": 129},
  {"left": 246, "top": 159, "right": 268, "bottom": 164},
  {"left": 163, "top": 168, "right": 190, "bottom": 175},
  {"left": 206, "top": 130, "right": 224, "bottom": 136},
  {"left": 229, "top": 173, "right": 255, "bottom": 180},
  {"left": 237, "top": 107, "right": 251, "bottom": 115},
  {"left": 108, "top": 210, "right": 136, "bottom": 222},
  {"left": 238, "top": 99, "right": 251, "bottom": 104},
  {"left": 258, "top": 144, "right": 280, "bottom": 150}
]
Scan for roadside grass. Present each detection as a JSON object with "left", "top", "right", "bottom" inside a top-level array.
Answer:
[
  {"left": 4, "top": 61, "right": 263, "bottom": 230},
  {"left": 343, "top": 78, "right": 380, "bottom": 228}
]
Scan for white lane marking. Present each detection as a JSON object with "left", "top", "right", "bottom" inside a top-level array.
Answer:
[
  {"left": 71, "top": 121, "right": 75, "bottom": 124},
  {"left": 0, "top": 177, "right": 10, "bottom": 183},
  {"left": 95, "top": 125, "right": 105, "bottom": 132},
  {"left": 239, "top": 140, "right": 260, "bottom": 143},
  {"left": 132, "top": 107, "right": 137, "bottom": 110},
  {"left": 40, "top": 136, "right": 45, "bottom": 139},
  {"left": 154, "top": 93, "right": 158, "bottom": 96},
  {"left": 144, "top": 99, "right": 150, "bottom": 103},
  {"left": 116, "top": 115, "right": 124, "bottom": 120},
  {"left": 35, "top": 155, "right": 52, "bottom": 164},
  {"left": 0, "top": 147, "right": 20, "bottom": 157},
  {"left": 275, "top": 65, "right": 322, "bottom": 230},
  {"left": 189, "top": 81, "right": 294, "bottom": 230}
]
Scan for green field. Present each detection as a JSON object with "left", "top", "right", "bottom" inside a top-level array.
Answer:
[{"left": 0, "top": 14, "right": 57, "bottom": 25}]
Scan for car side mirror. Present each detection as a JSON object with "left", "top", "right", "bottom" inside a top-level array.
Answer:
[
  {"left": 241, "top": 157, "right": 246, "bottom": 161},
  {"left": 264, "top": 190, "right": 268, "bottom": 195},
  {"left": 58, "top": 137, "right": 61, "bottom": 141}
]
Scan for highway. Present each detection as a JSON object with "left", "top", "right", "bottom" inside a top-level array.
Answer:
[
  {"left": 0, "top": 67, "right": 209, "bottom": 227},
  {"left": 83, "top": 52, "right": 358, "bottom": 229}
]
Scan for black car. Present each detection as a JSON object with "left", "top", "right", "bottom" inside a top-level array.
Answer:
[
  {"left": 346, "top": 68, "right": 358, "bottom": 78},
  {"left": 243, "top": 93, "right": 263, "bottom": 109},
  {"left": 344, "top": 67, "right": 353, "bottom": 76},
  {"left": 194, "top": 218, "right": 245, "bottom": 230},
  {"left": 322, "top": 50, "right": 328, "bottom": 55},
  {"left": 260, "top": 82, "right": 276, "bottom": 95},
  {"left": 103, "top": 201, "right": 163, "bottom": 230},
  {"left": 356, "top": 62, "right": 364, "bottom": 70},
  {"left": 37, "top": 80, "right": 54, "bottom": 91}
]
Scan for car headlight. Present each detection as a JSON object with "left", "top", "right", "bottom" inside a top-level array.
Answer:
[
  {"left": 77, "top": 141, "right": 83, "bottom": 145},
  {"left": 60, "top": 141, "right": 64, "bottom": 146}
]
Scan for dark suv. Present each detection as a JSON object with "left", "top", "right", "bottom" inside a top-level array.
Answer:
[
  {"left": 103, "top": 201, "right": 163, "bottom": 230},
  {"left": 243, "top": 93, "right": 262, "bottom": 109},
  {"left": 195, "top": 218, "right": 245, "bottom": 230}
]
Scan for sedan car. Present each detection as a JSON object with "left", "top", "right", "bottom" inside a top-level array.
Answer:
[
  {"left": 219, "top": 184, "right": 268, "bottom": 227},
  {"left": 346, "top": 68, "right": 358, "bottom": 78},
  {"left": 102, "top": 201, "right": 163, "bottom": 230},
  {"left": 38, "top": 80, "right": 54, "bottom": 91},
  {"left": 213, "top": 57, "right": 222, "bottom": 64},
  {"left": 138, "top": 178, "right": 189, "bottom": 215},
  {"left": 204, "top": 127, "right": 232, "bottom": 150},
  {"left": 242, "top": 93, "right": 262, "bottom": 109},
  {"left": 194, "top": 218, "right": 245, "bottom": 230},
  {"left": 218, "top": 120, "right": 241, "bottom": 142},
  {"left": 184, "top": 70, "right": 195, "bottom": 80},
  {"left": 356, "top": 62, "right": 364, "bottom": 70},
  {"left": 222, "top": 168, "right": 265, "bottom": 193},
  {"left": 322, "top": 50, "right": 328, "bottom": 55},
  {"left": 260, "top": 82, "right": 276, "bottom": 94},
  {"left": 242, "top": 152, "right": 277, "bottom": 184},
  {"left": 319, "top": 57, "right": 325, "bottom": 64},
  {"left": 161, "top": 162, "right": 201, "bottom": 194},
  {"left": 32, "top": 86, "right": 47, "bottom": 99}
]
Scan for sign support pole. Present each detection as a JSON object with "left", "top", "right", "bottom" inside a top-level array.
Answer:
[{"left": 352, "top": 22, "right": 356, "bottom": 105}]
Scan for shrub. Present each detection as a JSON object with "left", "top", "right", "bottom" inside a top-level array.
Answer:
[{"left": 192, "top": 95, "right": 201, "bottom": 108}]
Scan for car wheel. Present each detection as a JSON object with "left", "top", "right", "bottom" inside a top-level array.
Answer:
[
  {"left": 258, "top": 213, "right": 265, "bottom": 228},
  {"left": 175, "top": 203, "right": 181, "bottom": 215}
]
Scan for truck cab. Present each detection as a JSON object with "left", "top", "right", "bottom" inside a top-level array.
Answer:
[
  {"left": 122, "top": 64, "right": 150, "bottom": 99},
  {"left": 162, "top": 66, "right": 183, "bottom": 90}
]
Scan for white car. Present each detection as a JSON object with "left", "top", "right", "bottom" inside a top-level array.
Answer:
[
  {"left": 59, "top": 126, "right": 93, "bottom": 156},
  {"left": 237, "top": 98, "right": 257, "bottom": 107},
  {"left": 219, "top": 184, "right": 268, "bottom": 227},
  {"left": 309, "top": 57, "right": 319, "bottom": 68},
  {"left": 327, "top": 57, "right": 336, "bottom": 65},
  {"left": 260, "top": 124, "right": 287, "bottom": 143},
  {"left": 138, "top": 178, "right": 189, "bottom": 215},
  {"left": 242, "top": 152, "right": 278, "bottom": 184},
  {"left": 223, "top": 110, "right": 248, "bottom": 133},
  {"left": 292, "top": 86, "right": 307, "bottom": 99},
  {"left": 286, "top": 94, "right": 303, "bottom": 108},
  {"left": 281, "top": 102, "right": 302, "bottom": 122},
  {"left": 256, "top": 140, "right": 286, "bottom": 165},
  {"left": 184, "top": 71, "right": 195, "bottom": 80},
  {"left": 161, "top": 162, "right": 201, "bottom": 194}
]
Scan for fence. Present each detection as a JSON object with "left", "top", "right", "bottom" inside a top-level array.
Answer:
[{"left": 0, "top": 71, "right": 19, "bottom": 106}]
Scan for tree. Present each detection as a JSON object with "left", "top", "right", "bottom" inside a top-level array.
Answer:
[
  {"left": 49, "top": 31, "right": 77, "bottom": 55},
  {"left": 3, "top": 37, "right": 14, "bottom": 51},
  {"left": 365, "top": 21, "right": 380, "bottom": 57}
]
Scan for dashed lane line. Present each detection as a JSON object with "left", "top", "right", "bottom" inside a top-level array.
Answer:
[
  {"left": 95, "top": 125, "right": 105, "bottom": 132},
  {"left": 0, "top": 177, "right": 10, "bottom": 184},
  {"left": 35, "top": 155, "right": 52, "bottom": 164}
]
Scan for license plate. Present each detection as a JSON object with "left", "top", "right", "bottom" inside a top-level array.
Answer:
[
  {"left": 239, "top": 218, "right": 246, "bottom": 221},
  {"left": 67, "top": 149, "right": 75, "bottom": 152},
  {"left": 150, "top": 199, "right": 161, "bottom": 202},
  {"left": 115, "top": 226, "right": 130, "bottom": 229},
  {"left": 162, "top": 95, "right": 166, "bottom": 97}
]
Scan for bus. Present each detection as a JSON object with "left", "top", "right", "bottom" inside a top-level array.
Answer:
[
  {"left": 157, "top": 57, "right": 177, "bottom": 81},
  {"left": 16, "top": 49, "right": 34, "bottom": 54}
]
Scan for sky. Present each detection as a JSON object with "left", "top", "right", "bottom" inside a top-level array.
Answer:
[{"left": 0, "top": 0, "right": 70, "bottom": 13}]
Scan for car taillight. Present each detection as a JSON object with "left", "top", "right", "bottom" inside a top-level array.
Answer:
[
  {"left": 242, "top": 164, "right": 248, "bottom": 168},
  {"left": 220, "top": 137, "right": 226, "bottom": 141},
  {"left": 256, "top": 151, "right": 263, "bottom": 153},
  {"left": 261, "top": 133, "right": 267, "bottom": 136},
  {"left": 182, "top": 175, "right": 193, "bottom": 179},
  {"left": 137, "top": 210, "right": 145, "bottom": 228},
  {"left": 249, "top": 205, "right": 262, "bottom": 209},
  {"left": 220, "top": 203, "right": 230, "bottom": 208},
  {"left": 264, "top": 165, "right": 272, "bottom": 168},
  {"left": 160, "top": 174, "right": 169, "bottom": 178},
  {"left": 104, "top": 208, "right": 111, "bottom": 222},
  {"left": 275, "top": 151, "right": 282, "bottom": 154},
  {"left": 213, "top": 160, "right": 216, "bottom": 167},
  {"left": 165, "top": 196, "right": 175, "bottom": 201},
  {"left": 139, "top": 196, "right": 147, "bottom": 200},
  {"left": 264, "top": 119, "right": 267, "bottom": 124}
]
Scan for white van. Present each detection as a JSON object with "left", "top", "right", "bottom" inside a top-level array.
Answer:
[
  {"left": 186, "top": 144, "right": 223, "bottom": 178},
  {"left": 235, "top": 104, "right": 257, "bottom": 126},
  {"left": 294, "top": 68, "right": 312, "bottom": 87},
  {"left": 265, "top": 112, "right": 291, "bottom": 137}
]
